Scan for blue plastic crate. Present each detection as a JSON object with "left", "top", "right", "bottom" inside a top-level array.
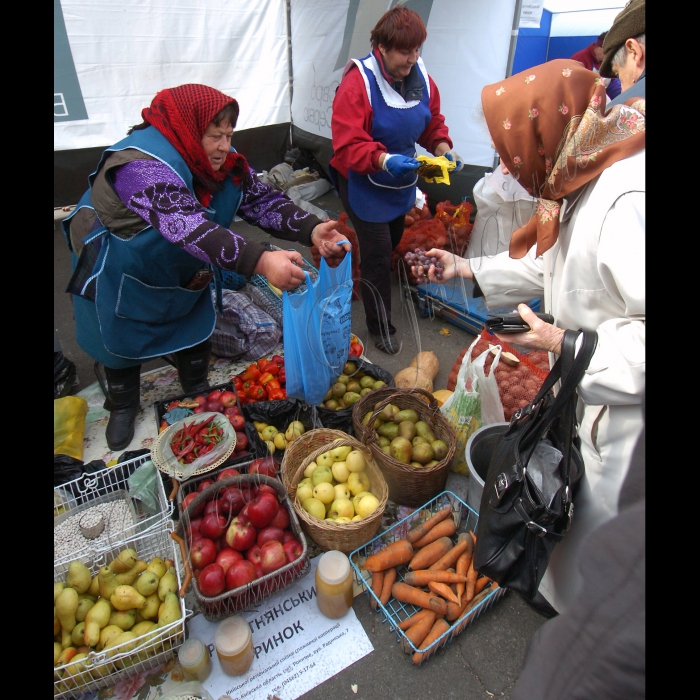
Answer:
[{"left": 414, "top": 278, "right": 541, "bottom": 335}]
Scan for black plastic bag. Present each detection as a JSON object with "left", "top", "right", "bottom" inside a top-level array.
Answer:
[{"left": 54, "top": 454, "right": 106, "bottom": 488}]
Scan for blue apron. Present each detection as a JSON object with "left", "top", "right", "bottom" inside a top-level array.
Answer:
[
  {"left": 63, "top": 127, "right": 242, "bottom": 366},
  {"left": 347, "top": 54, "right": 431, "bottom": 222}
]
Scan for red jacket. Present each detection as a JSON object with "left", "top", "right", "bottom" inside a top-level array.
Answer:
[
  {"left": 330, "top": 55, "right": 452, "bottom": 179},
  {"left": 569, "top": 43, "right": 600, "bottom": 72}
]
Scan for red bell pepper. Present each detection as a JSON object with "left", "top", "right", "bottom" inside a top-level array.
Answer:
[
  {"left": 259, "top": 372, "right": 276, "bottom": 386},
  {"left": 232, "top": 376, "right": 243, "bottom": 391},
  {"left": 278, "top": 367, "right": 286, "bottom": 384},
  {"left": 262, "top": 361, "right": 280, "bottom": 376},
  {"left": 265, "top": 379, "right": 281, "bottom": 391},
  {"left": 267, "top": 387, "right": 285, "bottom": 401},
  {"left": 271, "top": 354, "right": 284, "bottom": 365},
  {"left": 245, "top": 384, "right": 265, "bottom": 401},
  {"left": 241, "top": 364, "right": 262, "bottom": 382}
]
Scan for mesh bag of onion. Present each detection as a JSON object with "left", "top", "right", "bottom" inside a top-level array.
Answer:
[{"left": 447, "top": 328, "right": 551, "bottom": 422}]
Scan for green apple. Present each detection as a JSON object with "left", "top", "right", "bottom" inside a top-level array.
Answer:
[
  {"left": 261, "top": 425, "right": 279, "bottom": 441},
  {"left": 329, "top": 498, "right": 355, "bottom": 519},
  {"left": 316, "top": 450, "right": 335, "bottom": 468},
  {"left": 285, "top": 421, "right": 305, "bottom": 442},
  {"left": 348, "top": 471, "right": 371, "bottom": 496},
  {"left": 334, "top": 483, "right": 351, "bottom": 501},
  {"left": 303, "top": 461, "right": 319, "bottom": 479},
  {"left": 331, "top": 460, "right": 350, "bottom": 483},
  {"left": 330, "top": 444, "right": 352, "bottom": 462},
  {"left": 345, "top": 450, "right": 366, "bottom": 473},
  {"left": 302, "top": 497, "right": 326, "bottom": 520},
  {"left": 311, "top": 464, "right": 333, "bottom": 486},
  {"left": 313, "top": 482, "right": 335, "bottom": 505},
  {"left": 296, "top": 483, "right": 314, "bottom": 503},
  {"left": 352, "top": 490, "right": 373, "bottom": 512},
  {"left": 356, "top": 493, "right": 380, "bottom": 518}
]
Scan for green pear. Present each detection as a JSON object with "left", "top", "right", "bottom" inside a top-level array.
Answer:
[{"left": 66, "top": 561, "right": 92, "bottom": 594}]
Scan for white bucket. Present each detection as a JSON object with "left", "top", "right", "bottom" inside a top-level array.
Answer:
[{"left": 465, "top": 422, "right": 509, "bottom": 513}]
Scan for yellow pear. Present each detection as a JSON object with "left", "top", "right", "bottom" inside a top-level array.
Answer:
[
  {"left": 157, "top": 571, "right": 178, "bottom": 601},
  {"left": 296, "top": 482, "right": 314, "bottom": 503},
  {"left": 334, "top": 483, "right": 351, "bottom": 501},
  {"left": 61, "top": 627, "right": 73, "bottom": 650},
  {"left": 110, "top": 585, "right": 147, "bottom": 611},
  {"left": 329, "top": 498, "right": 355, "bottom": 519},
  {"left": 97, "top": 624, "right": 124, "bottom": 651},
  {"left": 301, "top": 497, "right": 326, "bottom": 520},
  {"left": 70, "top": 621, "right": 87, "bottom": 647},
  {"left": 84, "top": 598, "right": 112, "bottom": 647},
  {"left": 311, "top": 464, "right": 333, "bottom": 486},
  {"left": 97, "top": 565, "right": 120, "bottom": 599},
  {"left": 273, "top": 432, "right": 288, "bottom": 451},
  {"left": 335, "top": 516, "right": 353, "bottom": 523},
  {"left": 303, "top": 461, "right": 318, "bottom": 479},
  {"left": 351, "top": 515, "right": 363, "bottom": 522},
  {"left": 109, "top": 548, "right": 139, "bottom": 574},
  {"left": 348, "top": 470, "right": 371, "bottom": 496},
  {"left": 131, "top": 620, "right": 157, "bottom": 638},
  {"left": 62, "top": 652, "right": 90, "bottom": 687},
  {"left": 315, "top": 450, "right": 335, "bottom": 468},
  {"left": 54, "top": 581, "right": 66, "bottom": 603},
  {"left": 66, "top": 561, "right": 92, "bottom": 594},
  {"left": 114, "top": 559, "right": 148, "bottom": 585},
  {"left": 356, "top": 493, "right": 381, "bottom": 518},
  {"left": 135, "top": 571, "right": 160, "bottom": 597},
  {"left": 108, "top": 608, "right": 136, "bottom": 630},
  {"left": 285, "top": 421, "right": 305, "bottom": 442},
  {"left": 57, "top": 646, "right": 78, "bottom": 667},
  {"left": 158, "top": 591, "right": 182, "bottom": 626},
  {"left": 75, "top": 596, "right": 95, "bottom": 623},
  {"left": 56, "top": 587, "right": 80, "bottom": 632},
  {"left": 352, "top": 491, "right": 373, "bottom": 512},
  {"left": 140, "top": 592, "right": 161, "bottom": 620},
  {"left": 330, "top": 444, "right": 352, "bottom": 462},
  {"left": 312, "top": 482, "right": 335, "bottom": 505},
  {"left": 145, "top": 557, "right": 167, "bottom": 580},
  {"left": 88, "top": 574, "right": 101, "bottom": 597},
  {"left": 345, "top": 450, "right": 366, "bottom": 472},
  {"left": 331, "top": 460, "right": 350, "bottom": 483},
  {"left": 54, "top": 642, "right": 63, "bottom": 666},
  {"left": 54, "top": 606, "right": 62, "bottom": 636}
]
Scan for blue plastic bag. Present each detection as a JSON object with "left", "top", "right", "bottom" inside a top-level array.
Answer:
[{"left": 283, "top": 251, "right": 353, "bottom": 405}]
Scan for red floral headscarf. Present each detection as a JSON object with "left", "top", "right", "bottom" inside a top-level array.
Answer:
[
  {"left": 481, "top": 60, "right": 645, "bottom": 258},
  {"left": 140, "top": 84, "right": 249, "bottom": 201}
]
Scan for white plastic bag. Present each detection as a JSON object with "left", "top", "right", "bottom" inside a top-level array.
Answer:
[{"left": 440, "top": 337, "right": 505, "bottom": 474}]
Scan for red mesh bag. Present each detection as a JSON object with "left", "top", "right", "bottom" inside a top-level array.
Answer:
[
  {"left": 435, "top": 200, "right": 474, "bottom": 258},
  {"left": 392, "top": 218, "right": 449, "bottom": 285},
  {"left": 310, "top": 212, "right": 362, "bottom": 300},
  {"left": 446, "top": 328, "right": 551, "bottom": 421}
]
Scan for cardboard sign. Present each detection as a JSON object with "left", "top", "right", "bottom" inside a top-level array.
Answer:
[{"left": 188, "top": 555, "right": 374, "bottom": 699}]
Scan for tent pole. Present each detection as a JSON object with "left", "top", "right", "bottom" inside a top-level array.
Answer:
[{"left": 285, "top": 0, "right": 294, "bottom": 147}]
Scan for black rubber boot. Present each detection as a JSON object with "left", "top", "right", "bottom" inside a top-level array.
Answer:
[
  {"left": 103, "top": 365, "right": 142, "bottom": 451},
  {"left": 175, "top": 340, "right": 212, "bottom": 395}
]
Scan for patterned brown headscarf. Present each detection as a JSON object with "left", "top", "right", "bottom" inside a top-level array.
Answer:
[
  {"left": 481, "top": 60, "right": 645, "bottom": 258},
  {"left": 140, "top": 84, "right": 249, "bottom": 201}
]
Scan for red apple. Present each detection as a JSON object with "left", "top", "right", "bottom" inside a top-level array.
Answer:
[
  {"left": 219, "top": 390, "right": 238, "bottom": 408},
  {"left": 225, "top": 559, "right": 257, "bottom": 591},
  {"left": 207, "top": 389, "right": 223, "bottom": 402},
  {"left": 227, "top": 404, "right": 242, "bottom": 417},
  {"left": 194, "top": 405, "right": 206, "bottom": 414},
  {"left": 216, "top": 547, "right": 244, "bottom": 575},
  {"left": 193, "top": 568, "right": 202, "bottom": 583},
  {"left": 257, "top": 484, "right": 278, "bottom": 497},
  {"left": 198, "top": 563, "right": 226, "bottom": 597},
  {"left": 182, "top": 492, "right": 205, "bottom": 517},
  {"left": 282, "top": 530, "right": 296, "bottom": 543},
  {"left": 234, "top": 430, "right": 249, "bottom": 452},
  {"left": 249, "top": 456, "right": 280, "bottom": 478},
  {"left": 200, "top": 513, "right": 229, "bottom": 540},
  {"left": 219, "top": 486, "right": 246, "bottom": 517},
  {"left": 283, "top": 538, "right": 303, "bottom": 563},
  {"left": 186, "top": 516, "right": 203, "bottom": 541},
  {"left": 206, "top": 400, "right": 224, "bottom": 413},
  {"left": 269, "top": 506, "right": 290, "bottom": 531},
  {"left": 246, "top": 492, "right": 280, "bottom": 529},
  {"left": 204, "top": 499, "right": 226, "bottom": 519},
  {"left": 257, "top": 525, "right": 285, "bottom": 547},
  {"left": 193, "top": 395, "right": 208, "bottom": 407},
  {"left": 197, "top": 478, "right": 215, "bottom": 493},
  {"left": 216, "top": 467, "right": 240, "bottom": 481},
  {"left": 229, "top": 413, "right": 246, "bottom": 431},
  {"left": 225, "top": 516, "right": 257, "bottom": 551},
  {"left": 190, "top": 537, "right": 217, "bottom": 570},
  {"left": 260, "top": 540, "right": 288, "bottom": 574},
  {"left": 246, "top": 543, "right": 263, "bottom": 566}
]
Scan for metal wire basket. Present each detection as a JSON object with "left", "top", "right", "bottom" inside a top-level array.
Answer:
[
  {"left": 54, "top": 454, "right": 173, "bottom": 577},
  {"left": 53, "top": 521, "right": 190, "bottom": 699},
  {"left": 348, "top": 491, "right": 508, "bottom": 665},
  {"left": 175, "top": 470, "right": 311, "bottom": 621}
]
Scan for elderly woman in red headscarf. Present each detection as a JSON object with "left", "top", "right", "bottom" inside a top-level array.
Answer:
[
  {"left": 419, "top": 60, "right": 645, "bottom": 615},
  {"left": 62, "top": 84, "right": 350, "bottom": 451}
]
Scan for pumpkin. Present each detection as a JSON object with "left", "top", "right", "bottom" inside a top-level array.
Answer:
[
  {"left": 394, "top": 367, "right": 434, "bottom": 392},
  {"left": 409, "top": 351, "right": 440, "bottom": 381}
]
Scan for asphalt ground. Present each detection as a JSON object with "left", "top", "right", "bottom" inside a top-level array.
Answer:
[{"left": 54, "top": 189, "right": 548, "bottom": 699}]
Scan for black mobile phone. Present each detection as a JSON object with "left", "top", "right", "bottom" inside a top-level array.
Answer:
[
  {"left": 185, "top": 269, "right": 214, "bottom": 291},
  {"left": 485, "top": 311, "right": 555, "bottom": 334}
]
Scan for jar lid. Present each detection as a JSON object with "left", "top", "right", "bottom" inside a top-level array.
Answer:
[
  {"left": 178, "top": 637, "right": 206, "bottom": 668},
  {"left": 317, "top": 550, "right": 350, "bottom": 585},
  {"left": 215, "top": 615, "right": 252, "bottom": 657}
]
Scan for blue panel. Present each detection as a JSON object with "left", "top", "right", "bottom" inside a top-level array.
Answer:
[
  {"left": 512, "top": 37, "right": 548, "bottom": 75},
  {"left": 548, "top": 36, "right": 597, "bottom": 60}
]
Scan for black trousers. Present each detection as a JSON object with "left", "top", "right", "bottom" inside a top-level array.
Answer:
[{"left": 335, "top": 172, "right": 405, "bottom": 336}]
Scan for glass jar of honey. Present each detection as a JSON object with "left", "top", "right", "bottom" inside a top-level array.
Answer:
[
  {"left": 178, "top": 637, "right": 212, "bottom": 682},
  {"left": 315, "top": 550, "right": 354, "bottom": 619},
  {"left": 214, "top": 615, "right": 254, "bottom": 676}
]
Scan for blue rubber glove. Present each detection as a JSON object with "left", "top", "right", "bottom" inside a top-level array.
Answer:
[
  {"left": 382, "top": 154, "right": 420, "bottom": 177},
  {"left": 443, "top": 149, "right": 464, "bottom": 172}
]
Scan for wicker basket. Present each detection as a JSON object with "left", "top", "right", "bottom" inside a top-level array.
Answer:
[
  {"left": 281, "top": 428, "right": 388, "bottom": 554},
  {"left": 352, "top": 388, "right": 457, "bottom": 507}
]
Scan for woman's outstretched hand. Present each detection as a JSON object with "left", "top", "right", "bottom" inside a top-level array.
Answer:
[
  {"left": 311, "top": 221, "right": 352, "bottom": 263},
  {"left": 494, "top": 303, "right": 565, "bottom": 354},
  {"left": 411, "top": 248, "right": 473, "bottom": 284},
  {"left": 253, "top": 249, "right": 308, "bottom": 291}
]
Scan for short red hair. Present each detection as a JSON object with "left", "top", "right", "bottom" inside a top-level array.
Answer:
[{"left": 370, "top": 6, "right": 427, "bottom": 51}]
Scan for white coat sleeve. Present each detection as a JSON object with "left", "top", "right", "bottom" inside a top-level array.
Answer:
[
  {"left": 471, "top": 246, "right": 544, "bottom": 311},
  {"left": 578, "top": 192, "right": 645, "bottom": 407}
]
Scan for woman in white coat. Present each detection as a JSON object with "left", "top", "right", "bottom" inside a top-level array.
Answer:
[{"left": 421, "top": 60, "right": 645, "bottom": 614}]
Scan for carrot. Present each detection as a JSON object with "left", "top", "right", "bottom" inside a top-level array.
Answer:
[
  {"left": 428, "top": 534, "right": 471, "bottom": 571},
  {"left": 454, "top": 549, "right": 471, "bottom": 607},
  {"left": 474, "top": 575, "right": 492, "bottom": 596},
  {"left": 401, "top": 610, "right": 436, "bottom": 654},
  {"left": 412, "top": 518, "right": 457, "bottom": 549},
  {"left": 391, "top": 582, "right": 448, "bottom": 615},
  {"left": 428, "top": 581, "right": 460, "bottom": 605},
  {"left": 397, "top": 608, "right": 434, "bottom": 631},
  {"left": 403, "top": 570, "right": 468, "bottom": 586},
  {"left": 412, "top": 618, "right": 450, "bottom": 665},
  {"left": 380, "top": 567, "right": 397, "bottom": 606},
  {"left": 465, "top": 557, "right": 478, "bottom": 604},
  {"left": 452, "top": 584, "right": 498, "bottom": 633},
  {"left": 406, "top": 506, "right": 452, "bottom": 544},
  {"left": 365, "top": 539, "right": 414, "bottom": 572},
  {"left": 370, "top": 570, "right": 384, "bottom": 610},
  {"left": 408, "top": 536, "right": 453, "bottom": 570}
]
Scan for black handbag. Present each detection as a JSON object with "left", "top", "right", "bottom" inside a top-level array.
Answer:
[{"left": 473, "top": 329, "right": 598, "bottom": 601}]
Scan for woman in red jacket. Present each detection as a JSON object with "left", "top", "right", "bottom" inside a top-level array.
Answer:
[{"left": 329, "top": 5, "right": 461, "bottom": 354}]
